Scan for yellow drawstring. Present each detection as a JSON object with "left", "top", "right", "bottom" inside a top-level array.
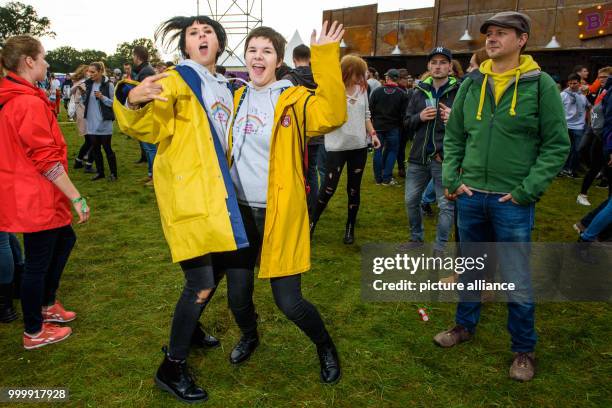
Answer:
[
  {"left": 509, "top": 70, "right": 520, "bottom": 117},
  {"left": 476, "top": 73, "right": 488, "bottom": 121}
]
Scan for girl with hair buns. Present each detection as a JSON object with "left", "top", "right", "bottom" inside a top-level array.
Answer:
[
  {"left": 0, "top": 35, "right": 90, "bottom": 350},
  {"left": 114, "top": 15, "right": 243, "bottom": 403}
]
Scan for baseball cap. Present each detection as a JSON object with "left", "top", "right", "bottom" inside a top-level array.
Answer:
[
  {"left": 428, "top": 47, "right": 452, "bottom": 62},
  {"left": 480, "top": 11, "right": 531, "bottom": 35},
  {"left": 385, "top": 69, "right": 400, "bottom": 80}
]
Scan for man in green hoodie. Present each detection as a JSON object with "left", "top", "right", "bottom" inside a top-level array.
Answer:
[{"left": 435, "top": 12, "right": 569, "bottom": 382}]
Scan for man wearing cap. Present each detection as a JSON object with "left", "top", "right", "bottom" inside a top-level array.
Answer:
[
  {"left": 436, "top": 12, "right": 569, "bottom": 382},
  {"left": 369, "top": 69, "right": 409, "bottom": 185},
  {"left": 400, "top": 47, "right": 458, "bottom": 255}
]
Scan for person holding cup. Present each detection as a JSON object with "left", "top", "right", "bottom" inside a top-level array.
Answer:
[{"left": 399, "top": 47, "right": 458, "bottom": 255}]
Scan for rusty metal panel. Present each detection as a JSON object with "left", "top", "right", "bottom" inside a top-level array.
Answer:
[
  {"left": 376, "top": 18, "right": 434, "bottom": 55},
  {"left": 323, "top": 4, "right": 378, "bottom": 56},
  {"left": 439, "top": 0, "right": 515, "bottom": 17},
  {"left": 341, "top": 26, "right": 374, "bottom": 56}
]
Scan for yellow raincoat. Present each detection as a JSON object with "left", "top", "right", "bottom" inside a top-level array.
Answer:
[
  {"left": 113, "top": 68, "right": 249, "bottom": 263},
  {"left": 231, "top": 42, "right": 347, "bottom": 278}
]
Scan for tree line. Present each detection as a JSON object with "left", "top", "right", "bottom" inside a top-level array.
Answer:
[{"left": 0, "top": 2, "right": 163, "bottom": 74}]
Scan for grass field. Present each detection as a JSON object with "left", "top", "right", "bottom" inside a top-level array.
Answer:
[{"left": 0, "top": 109, "right": 610, "bottom": 408}]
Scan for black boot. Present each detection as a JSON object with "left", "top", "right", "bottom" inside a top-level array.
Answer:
[
  {"left": 154, "top": 346, "right": 208, "bottom": 403},
  {"left": 343, "top": 222, "right": 355, "bottom": 245},
  {"left": 0, "top": 283, "right": 18, "bottom": 323},
  {"left": 229, "top": 332, "right": 259, "bottom": 364},
  {"left": 317, "top": 337, "right": 341, "bottom": 384},
  {"left": 91, "top": 173, "right": 105, "bottom": 181},
  {"left": 73, "top": 158, "right": 84, "bottom": 169},
  {"left": 191, "top": 322, "right": 220, "bottom": 348},
  {"left": 107, "top": 152, "right": 118, "bottom": 180}
]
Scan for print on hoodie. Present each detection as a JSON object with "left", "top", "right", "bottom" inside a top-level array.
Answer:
[{"left": 230, "top": 79, "right": 293, "bottom": 208}]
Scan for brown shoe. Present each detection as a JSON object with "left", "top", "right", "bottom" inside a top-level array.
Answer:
[
  {"left": 509, "top": 352, "right": 535, "bottom": 381},
  {"left": 433, "top": 325, "right": 472, "bottom": 348}
]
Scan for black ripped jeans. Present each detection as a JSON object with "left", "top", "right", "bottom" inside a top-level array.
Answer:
[
  {"left": 168, "top": 254, "right": 224, "bottom": 360},
  {"left": 220, "top": 205, "right": 330, "bottom": 345},
  {"left": 312, "top": 148, "right": 368, "bottom": 228}
]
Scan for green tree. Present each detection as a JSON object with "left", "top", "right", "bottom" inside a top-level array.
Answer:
[
  {"left": 46, "top": 47, "right": 108, "bottom": 74},
  {"left": 46, "top": 46, "right": 81, "bottom": 73},
  {"left": 109, "top": 38, "right": 161, "bottom": 69},
  {"left": 0, "top": 1, "right": 55, "bottom": 44}
]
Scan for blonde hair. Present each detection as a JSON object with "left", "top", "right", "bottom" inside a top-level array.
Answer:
[
  {"left": 0, "top": 35, "right": 42, "bottom": 78},
  {"left": 72, "top": 64, "right": 89, "bottom": 81},
  {"left": 341, "top": 54, "right": 368, "bottom": 91},
  {"left": 89, "top": 61, "right": 106, "bottom": 74}
]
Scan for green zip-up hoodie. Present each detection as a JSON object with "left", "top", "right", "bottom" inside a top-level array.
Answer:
[{"left": 442, "top": 56, "right": 570, "bottom": 205}]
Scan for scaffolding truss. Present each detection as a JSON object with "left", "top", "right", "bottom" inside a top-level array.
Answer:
[{"left": 198, "top": 0, "right": 263, "bottom": 66}]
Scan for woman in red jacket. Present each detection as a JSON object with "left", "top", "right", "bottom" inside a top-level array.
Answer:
[{"left": 0, "top": 35, "right": 90, "bottom": 350}]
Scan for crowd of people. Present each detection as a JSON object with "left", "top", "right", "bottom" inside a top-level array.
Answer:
[{"left": 0, "top": 8, "right": 610, "bottom": 404}]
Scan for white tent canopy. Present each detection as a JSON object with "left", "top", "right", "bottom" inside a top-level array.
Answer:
[{"left": 284, "top": 30, "right": 306, "bottom": 68}]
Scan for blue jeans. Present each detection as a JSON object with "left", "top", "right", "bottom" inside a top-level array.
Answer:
[
  {"left": 564, "top": 128, "right": 584, "bottom": 173},
  {"left": 373, "top": 128, "right": 400, "bottom": 183},
  {"left": 306, "top": 143, "right": 327, "bottom": 212},
  {"left": 455, "top": 191, "right": 537, "bottom": 353},
  {"left": 0, "top": 232, "right": 13, "bottom": 284},
  {"left": 404, "top": 161, "right": 454, "bottom": 251},
  {"left": 141, "top": 142, "right": 158, "bottom": 177},
  {"left": 421, "top": 179, "right": 436, "bottom": 205},
  {"left": 581, "top": 198, "right": 612, "bottom": 241}
]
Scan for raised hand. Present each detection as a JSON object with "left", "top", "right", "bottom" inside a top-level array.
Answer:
[
  {"left": 127, "top": 73, "right": 169, "bottom": 105},
  {"left": 310, "top": 20, "right": 345, "bottom": 47}
]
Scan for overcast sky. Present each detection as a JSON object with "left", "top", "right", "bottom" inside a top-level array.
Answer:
[{"left": 5, "top": 0, "right": 434, "bottom": 59}]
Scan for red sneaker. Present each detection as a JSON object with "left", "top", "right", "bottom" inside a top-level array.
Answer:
[
  {"left": 23, "top": 323, "right": 72, "bottom": 350},
  {"left": 42, "top": 301, "right": 76, "bottom": 323}
]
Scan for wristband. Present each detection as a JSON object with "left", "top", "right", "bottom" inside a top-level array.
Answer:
[{"left": 71, "top": 197, "right": 89, "bottom": 214}]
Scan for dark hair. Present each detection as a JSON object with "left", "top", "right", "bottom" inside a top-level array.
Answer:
[
  {"left": 573, "top": 65, "right": 587, "bottom": 74},
  {"left": 132, "top": 45, "right": 149, "bottom": 62},
  {"left": 0, "top": 35, "right": 42, "bottom": 77},
  {"left": 567, "top": 73, "right": 580, "bottom": 82},
  {"left": 217, "top": 65, "right": 226, "bottom": 75},
  {"left": 123, "top": 62, "right": 131, "bottom": 67},
  {"left": 165, "top": 61, "right": 175, "bottom": 67},
  {"left": 292, "top": 44, "right": 310, "bottom": 62},
  {"left": 244, "top": 26, "right": 286, "bottom": 64},
  {"left": 155, "top": 16, "right": 227, "bottom": 61},
  {"left": 367, "top": 66, "right": 377, "bottom": 75}
]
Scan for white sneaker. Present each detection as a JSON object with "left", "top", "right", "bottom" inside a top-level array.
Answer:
[{"left": 576, "top": 194, "right": 591, "bottom": 206}]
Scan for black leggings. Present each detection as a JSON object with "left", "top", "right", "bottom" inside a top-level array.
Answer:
[
  {"left": 312, "top": 148, "right": 368, "bottom": 227},
  {"left": 168, "top": 254, "right": 224, "bottom": 360},
  {"left": 91, "top": 134, "right": 117, "bottom": 176},
  {"left": 77, "top": 135, "right": 95, "bottom": 165},
  {"left": 580, "top": 135, "right": 611, "bottom": 196},
  {"left": 221, "top": 205, "right": 330, "bottom": 345}
]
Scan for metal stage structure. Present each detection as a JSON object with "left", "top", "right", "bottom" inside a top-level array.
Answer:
[{"left": 197, "top": 0, "right": 263, "bottom": 66}]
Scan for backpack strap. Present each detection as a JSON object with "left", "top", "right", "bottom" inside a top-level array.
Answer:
[{"left": 291, "top": 91, "right": 315, "bottom": 194}]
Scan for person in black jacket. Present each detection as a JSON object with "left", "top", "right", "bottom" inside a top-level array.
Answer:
[
  {"left": 400, "top": 47, "right": 458, "bottom": 254},
  {"left": 369, "top": 69, "right": 408, "bottom": 185},
  {"left": 131, "top": 45, "right": 158, "bottom": 184}
]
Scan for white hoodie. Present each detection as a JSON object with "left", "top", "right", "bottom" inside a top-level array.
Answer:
[
  {"left": 178, "top": 59, "right": 234, "bottom": 152},
  {"left": 230, "top": 79, "right": 293, "bottom": 207}
]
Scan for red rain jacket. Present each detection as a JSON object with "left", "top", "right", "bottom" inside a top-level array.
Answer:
[{"left": 0, "top": 72, "right": 71, "bottom": 232}]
